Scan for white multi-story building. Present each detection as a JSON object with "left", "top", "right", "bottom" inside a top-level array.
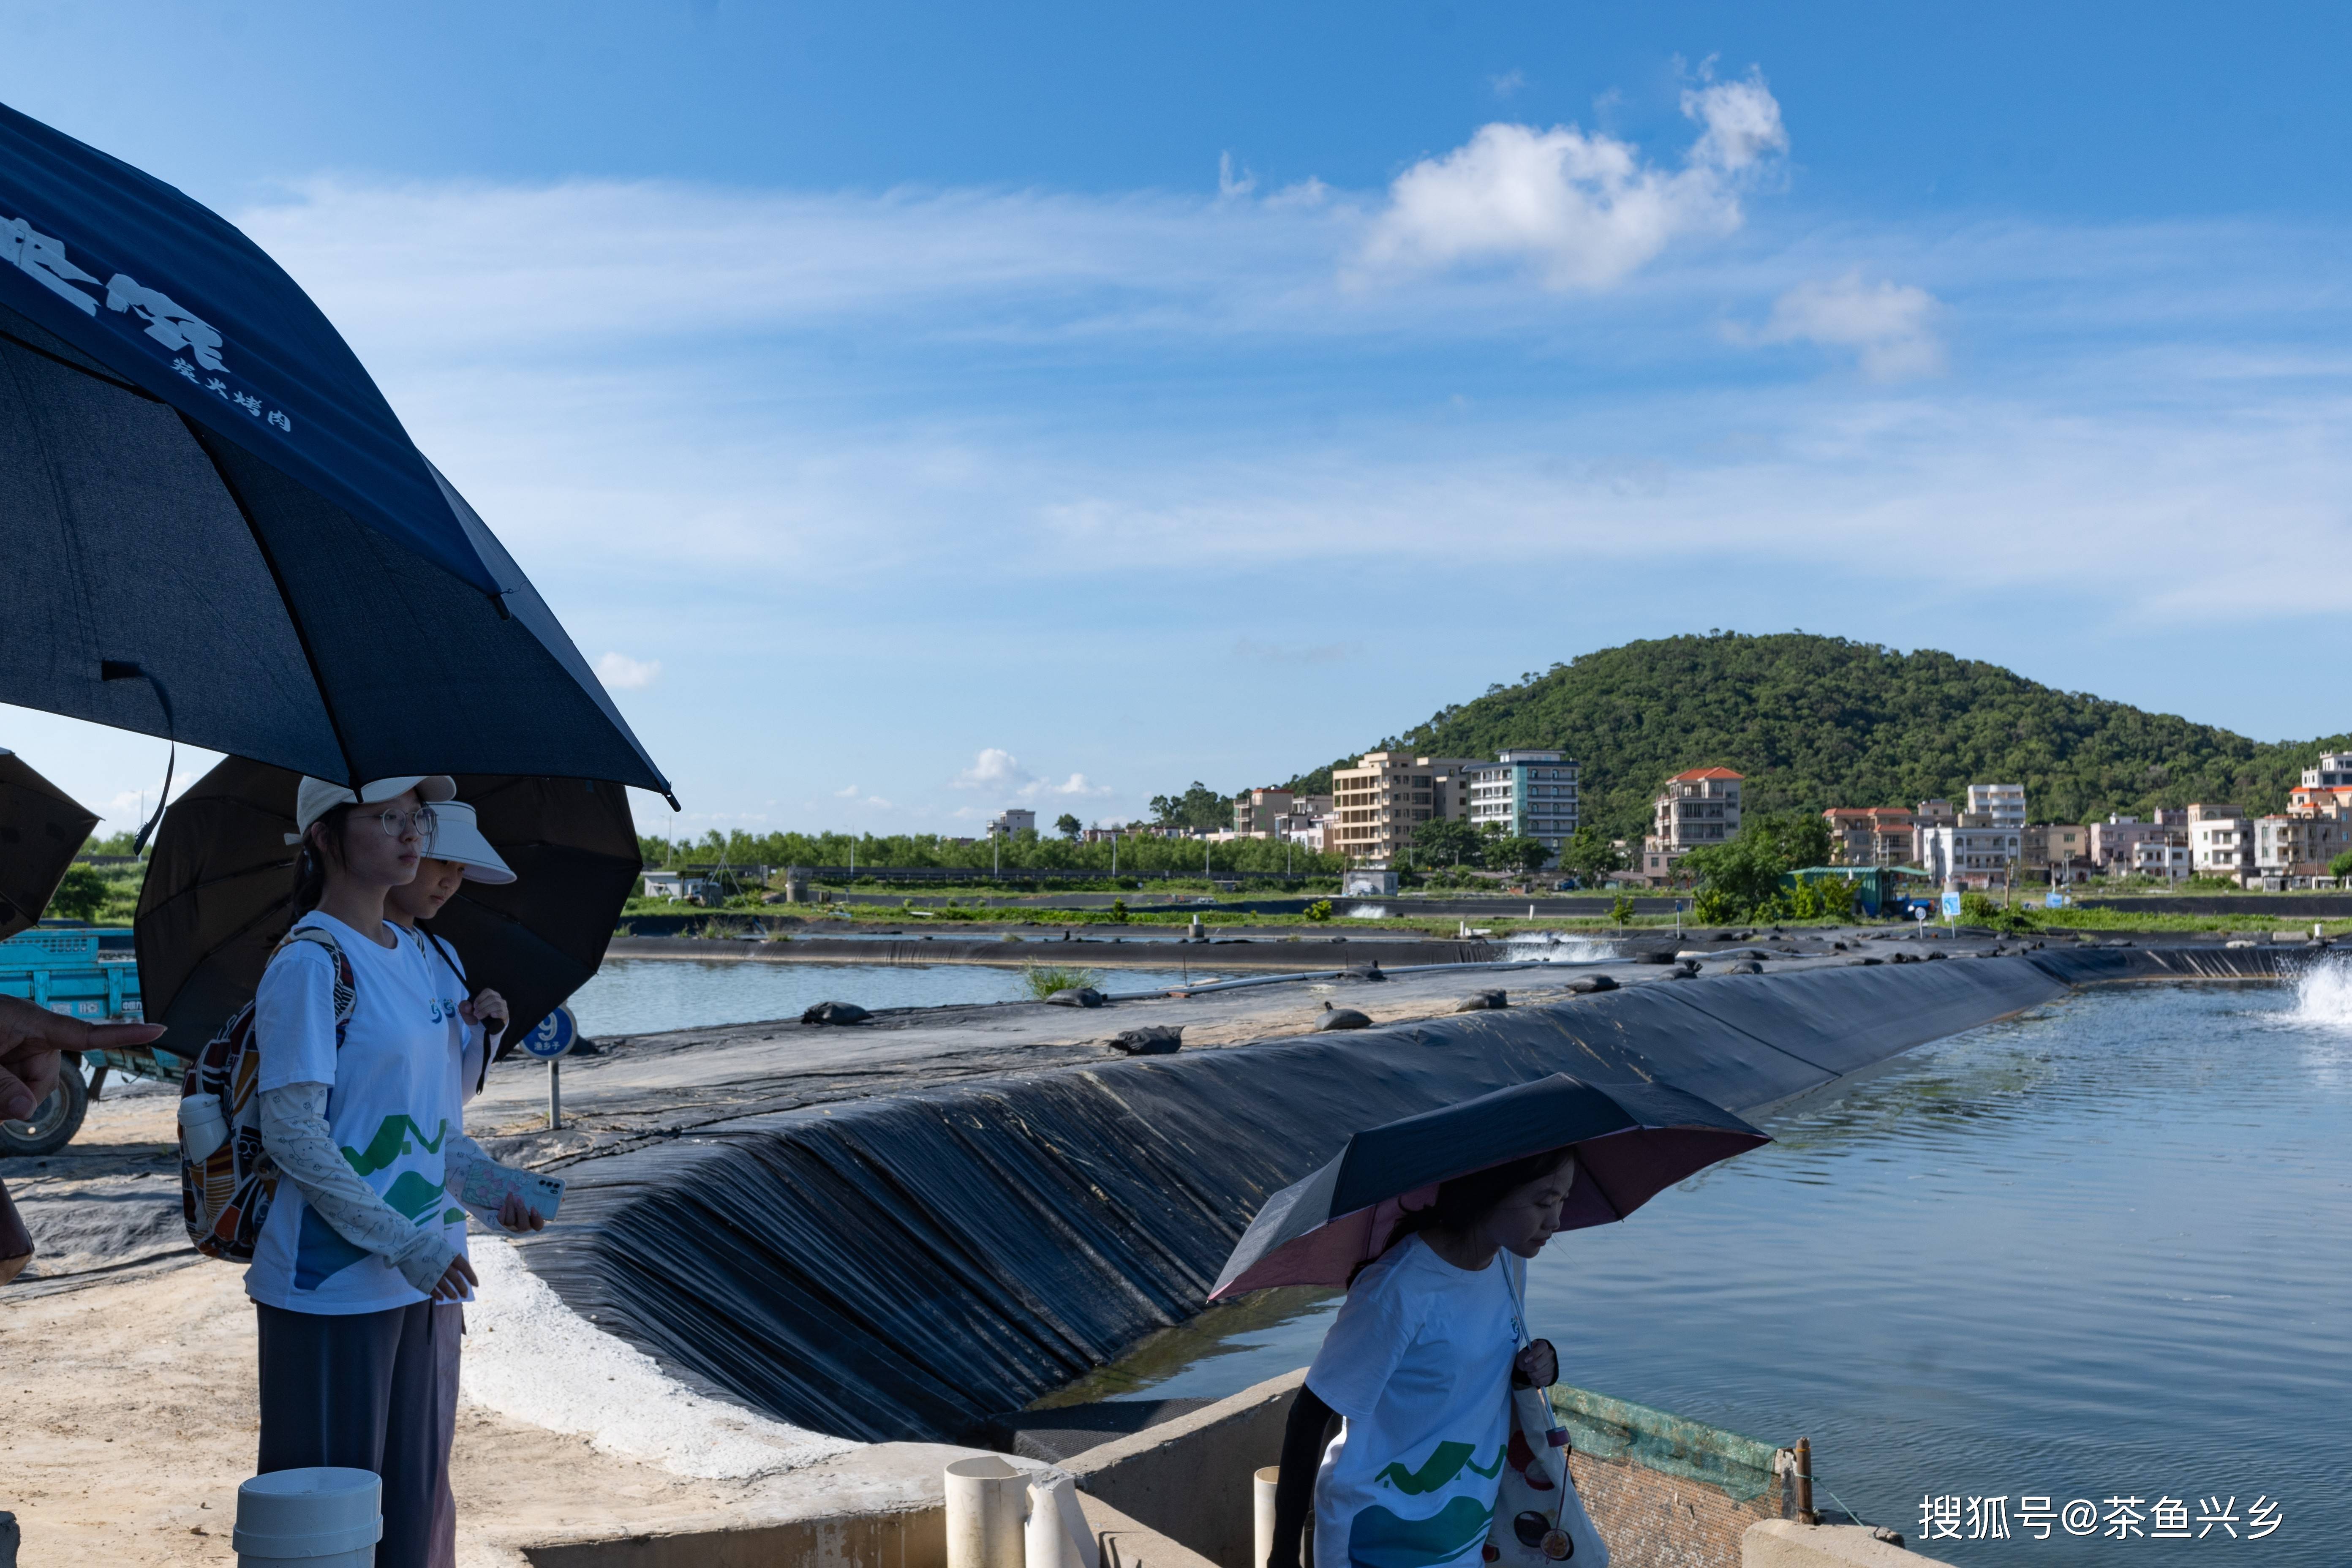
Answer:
[
  {"left": 2188, "top": 804, "right": 2251, "bottom": 880},
  {"left": 1465, "top": 750, "right": 1579, "bottom": 858},
  {"left": 986, "top": 808, "right": 1037, "bottom": 838},
  {"left": 1918, "top": 823, "right": 2023, "bottom": 889},
  {"left": 2303, "top": 753, "right": 2352, "bottom": 790},
  {"left": 1965, "top": 784, "right": 2027, "bottom": 830},
  {"left": 2128, "top": 838, "right": 2190, "bottom": 880},
  {"left": 2255, "top": 814, "right": 2350, "bottom": 877}
]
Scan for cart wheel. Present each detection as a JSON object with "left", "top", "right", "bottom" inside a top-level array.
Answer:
[{"left": 0, "top": 1062, "right": 89, "bottom": 1157}]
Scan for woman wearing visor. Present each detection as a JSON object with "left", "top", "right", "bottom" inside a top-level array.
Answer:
[
  {"left": 382, "top": 795, "right": 545, "bottom": 1568},
  {"left": 248, "top": 776, "right": 543, "bottom": 1568}
]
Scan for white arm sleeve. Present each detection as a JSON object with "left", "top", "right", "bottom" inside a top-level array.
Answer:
[{"left": 258, "top": 1083, "right": 455, "bottom": 1294}]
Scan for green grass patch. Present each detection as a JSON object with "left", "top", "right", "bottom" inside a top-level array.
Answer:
[{"left": 1019, "top": 964, "right": 1104, "bottom": 999}]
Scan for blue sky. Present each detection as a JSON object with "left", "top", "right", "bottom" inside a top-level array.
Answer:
[{"left": 6, "top": 2, "right": 2352, "bottom": 837}]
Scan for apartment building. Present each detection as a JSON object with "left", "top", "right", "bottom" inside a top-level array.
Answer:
[
  {"left": 1822, "top": 806, "right": 1915, "bottom": 866},
  {"left": 2090, "top": 815, "right": 2167, "bottom": 870},
  {"left": 2021, "top": 822, "right": 2093, "bottom": 882},
  {"left": 1918, "top": 822, "right": 2023, "bottom": 888},
  {"left": 986, "top": 808, "right": 1037, "bottom": 838},
  {"left": 1914, "top": 799, "right": 1958, "bottom": 832},
  {"left": 2255, "top": 813, "right": 2350, "bottom": 878},
  {"left": 1639, "top": 768, "right": 1743, "bottom": 881},
  {"left": 1232, "top": 787, "right": 1293, "bottom": 838},
  {"left": 2303, "top": 752, "right": 2352, "bottom": 790},
  {"left": 2129, "top": 838, "right": 2191, "bottom": 879},
  {"left": 1329, "top": 752, "right": 1477, "bottom": 865},
  {"left": 2188, "top": 803, "right": 2253, "bottom": 880},
  {"left": 1465, "top": 750, "right": 1579, "bottom": 856},
  {"left": 1965, "top": 784, "right": 2027, "bottom": 830}
]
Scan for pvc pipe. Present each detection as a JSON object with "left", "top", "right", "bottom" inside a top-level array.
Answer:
[
  {"left": 1026, "top": 1469, "right": 1100, "bottom": 1568},
  {"left": 233, "top": 1467, "right": 380, "bottom": 1568},
  {"left": 945, "top": 1455, "right": 1027, "bottom": 1568},
  {"left": 1254, "top": 1465, "right": 1282, "bottom": 1568}
]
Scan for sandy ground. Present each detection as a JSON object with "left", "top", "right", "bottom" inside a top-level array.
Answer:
[{"left": 0, "top": 1245, "right": 978, "bottom": 1567}]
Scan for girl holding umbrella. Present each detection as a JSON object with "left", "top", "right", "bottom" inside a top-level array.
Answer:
[{"left": 1228, "top": 1074, "right": 1769, "bottom": 1568}]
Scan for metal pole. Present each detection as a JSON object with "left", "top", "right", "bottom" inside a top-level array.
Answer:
[
  {"left": 547, "top": 1059, "right": 562, "bottom": 1131},
  {"left": 1794, "top": 1435, "right": 1818, "bottom": 1524}
]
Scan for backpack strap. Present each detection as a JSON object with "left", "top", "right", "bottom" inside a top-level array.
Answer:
[{"left": 276, "top": 925, "right": 359, "bottom": 1047}]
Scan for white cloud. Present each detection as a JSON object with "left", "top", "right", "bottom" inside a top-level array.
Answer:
[
  {"left": 1218, "top": 151, "right": 1256, "bottom": 199},
  {"left": 952, "top": 747, "right": 1033, "bottom": 791},
  {"left": 833, "top": 784, "right": 858, "bottom": 797},
  {"left": 1489, "top": 69, "right": 1527, "bottom": 100},
  {"left": 1359, "top": 67, "right": 1785, "bottom": 289},
  {"left": 595, "top": 651, "right": 661, "bottom": 689},
  {"left": 1044, "top": 773, "right": 1114, "bottom": 798},
  {"left": 947, "top": 749, "right": 1110, "bottom": 800},
  {"left": 1739, "top": 272, "right": 1946, "bottom": 381}
]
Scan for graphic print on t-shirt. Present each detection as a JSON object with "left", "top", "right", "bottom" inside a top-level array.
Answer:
[
  {"left": 292, "top": 1112, "right": 461, "bottom": 1290},
  {"left": 1304, "top": 1238, "right": 1522, "bottom": 1568}
]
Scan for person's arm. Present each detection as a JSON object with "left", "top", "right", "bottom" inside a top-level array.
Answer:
[
  {"left": 0, "top": 995, "right": 163, "bottom": 1120},
  {"left": 1270, "top": 1383, "right": 1336, "bottom": 1568},
  {"left": 256, "top": 1084, "right": 476, "bottom": 1299}
]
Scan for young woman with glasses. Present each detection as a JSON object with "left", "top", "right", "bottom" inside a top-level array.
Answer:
[{"left": 246, "top": 774, "right": 539, "bottom": 1568}]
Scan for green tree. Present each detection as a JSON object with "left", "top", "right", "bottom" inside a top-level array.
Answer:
[
  {"left": 1054, "top": 813, "right": 1082, "bottom": 839},
  {"left": 1413, "top": 818, "right": 1486, "bottom": 867},
  {"left": 1558, "top": 825, "right": 1623, "bottom": 887},
  {"left": 1682, "top": 812, "right": 1835, "bottom": 920},
  {"left": 1488, "top": 836, "right": 1554, "bottom": 876},
  {"left": 1149, "top": 781, "right": 1230, "bottom": 834},
  {"left": 2332, "top": 851, "right": 2352, "bottom": 880},
  {"left": 45, "top": 865, "right": 110, "bottom": 922}
]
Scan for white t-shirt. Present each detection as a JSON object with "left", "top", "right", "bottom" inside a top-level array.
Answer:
[
  {"left": 404, "top": 926, "right": 485, "bottom": 1101},
  {"left": 245, "top": 912, "right": 470, "bottom": 1315},
  {"left": 1305, "top": 1236, "right": 1525, "bottom": 1568}
]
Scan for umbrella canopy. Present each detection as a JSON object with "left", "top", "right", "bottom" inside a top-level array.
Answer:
[
  {"left": 1209, "top": 1074, "right": 1768, "bottom": 1300},
  {"left": 0, "top": 100, "right": 670, "bottom": 798},
  {"left": 0, "top": 749, "right": 98, "bottom": 939},
  {"left": 136, "top": 758, "right": 640, "bottom": 1059}
]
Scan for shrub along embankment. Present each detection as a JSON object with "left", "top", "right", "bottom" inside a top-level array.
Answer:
[{"left": 514, "top": 946, "right": 2292, "bottom": 1444}]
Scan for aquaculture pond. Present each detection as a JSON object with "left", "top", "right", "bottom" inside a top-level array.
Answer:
[
  {"left": 1061, "top": 973, "right": 2352, "bottom": 1565},
  {"left": 567, "top": 957, "right": 1221, "bottom": 1037}
]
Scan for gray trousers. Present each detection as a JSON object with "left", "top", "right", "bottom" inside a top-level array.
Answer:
[{"left": 255, "top": 1299, "right": 463, "bottom": 1568}]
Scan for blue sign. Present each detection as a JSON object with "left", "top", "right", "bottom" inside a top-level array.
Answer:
[
  {"left": 1940, "top": 890, "right": 1963, "bottom": 921},
  {"left": 2045, "top": 890, "right": 2069, "bottom": 909},
  {"left": 518, "top": 1004, "right": 577, "bottom": 1061}
]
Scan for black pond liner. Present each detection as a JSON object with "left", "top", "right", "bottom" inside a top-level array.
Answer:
[{"left": 514, "top": 946, "right": 2294, "bottom": 1442}]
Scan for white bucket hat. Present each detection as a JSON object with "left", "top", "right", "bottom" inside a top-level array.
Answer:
[
  {"left": 287, "top": 774, "right": 457, "bottom": 842},
  {"left": 421, "top": 800, "right": 516, "bottom": 884}
]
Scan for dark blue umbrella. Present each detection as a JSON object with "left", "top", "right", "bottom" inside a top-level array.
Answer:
[
  {"left": 1209, "top": 1073, "right": 1768, "bottom": 1298},
  {"left": 0, "top": 100, "right": 671, "bottom": 802}
]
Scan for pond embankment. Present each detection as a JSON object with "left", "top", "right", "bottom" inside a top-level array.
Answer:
[{"left": 508, "top": 938, "right": 2302, "bottom": 1445}]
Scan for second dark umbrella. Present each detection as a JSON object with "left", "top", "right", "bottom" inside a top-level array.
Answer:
[
  {"left": 134, "top": 759, "right": 640, "bottom": 1064},
  {"left": 0, "top": 749, "right": 98, "bottom": 939},
  {"left": 1209, "top": 1073, "right": 1769, "bottom": 1300}
]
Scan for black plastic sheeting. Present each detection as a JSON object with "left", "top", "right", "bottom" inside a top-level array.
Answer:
[{"left": 513, "top": 951, "right": 2272, "bottom": 1443}]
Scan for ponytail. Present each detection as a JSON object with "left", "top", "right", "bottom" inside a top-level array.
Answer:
[{"left": 289, "top": 803, "right": 358, "bottom": 921}]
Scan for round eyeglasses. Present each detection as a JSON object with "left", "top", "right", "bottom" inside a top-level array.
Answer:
[{"left": 375, "top": 806, "right": 438, "bottom": 840}]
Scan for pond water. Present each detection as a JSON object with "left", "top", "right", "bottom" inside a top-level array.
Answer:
[
  {"left": 1058, "top": 975, "right": 2352, "bottom": 1565},
  {"left": 567, "top": 957, "right": 1222, "bottom": 1037}
]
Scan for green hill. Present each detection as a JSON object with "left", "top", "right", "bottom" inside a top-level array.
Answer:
[{"left": 1283, "top": 632, "right": 2347, "bottom": 841}]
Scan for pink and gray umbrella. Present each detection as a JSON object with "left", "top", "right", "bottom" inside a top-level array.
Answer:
[{"left": 1209, "top": 1074, "right": 1770, "bottom": 1300}]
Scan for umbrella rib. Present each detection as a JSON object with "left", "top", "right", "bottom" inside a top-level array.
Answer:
[{"left": 180, "top": 414, "right": 362, "bottom": 788}]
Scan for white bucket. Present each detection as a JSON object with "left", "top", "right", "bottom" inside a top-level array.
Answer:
[
  {"left": 1254, "top": 1464, "right": 1281, "bottom": 1568},
  {"left": 945, "top": 1455, "right": 1027, "bottom": 1568},
  {"left": 234, "top": 1467, "right": 381, "bottom": 1567}
]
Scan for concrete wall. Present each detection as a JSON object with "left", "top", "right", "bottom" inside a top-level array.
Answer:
[{"left": 1062, "top": 1371, "right": 1304, "bottom": 1568}]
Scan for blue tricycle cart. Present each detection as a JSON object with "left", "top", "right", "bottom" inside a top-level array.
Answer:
[{"left": 0, "top": 924, "right": 174, "bottom": 1157}]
